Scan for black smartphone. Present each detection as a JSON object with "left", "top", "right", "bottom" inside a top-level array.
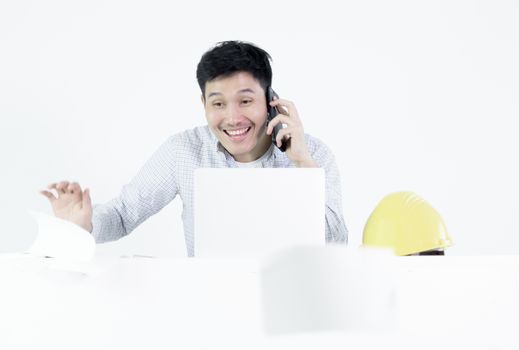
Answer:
[{"left": 266, "top": 87, "right": 289, "bottom": 152}]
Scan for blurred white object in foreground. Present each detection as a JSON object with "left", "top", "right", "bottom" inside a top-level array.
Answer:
[{"left": 260, "top": 245, "right": 396, "bottom": 334}]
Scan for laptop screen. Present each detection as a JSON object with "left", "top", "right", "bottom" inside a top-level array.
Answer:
[{"left": 194, "top": 168, "right": 326, "bottom": 259}]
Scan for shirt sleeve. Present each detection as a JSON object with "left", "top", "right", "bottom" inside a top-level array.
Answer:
[
  {"left": 309, "top": 137, "right": 349, "bottom": 244},
  {"left": 90, "top": 136, "right": 180, "bottom": 243}
]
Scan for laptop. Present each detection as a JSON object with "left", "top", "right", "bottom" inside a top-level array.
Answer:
[{"left": 194, "top": 168, "right": 325, "bottom": 259}]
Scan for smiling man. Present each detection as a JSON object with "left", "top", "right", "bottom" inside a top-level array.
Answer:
[
  {"left": 41, "top": 41, "right": 348, "bottom": 257},
  {"left": 203, "top": 72, "right": 272, "bottom": 163}
]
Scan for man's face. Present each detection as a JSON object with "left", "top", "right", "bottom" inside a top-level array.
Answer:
[{"left": 203, "top": 71, "right": 271, "bottom": 163}]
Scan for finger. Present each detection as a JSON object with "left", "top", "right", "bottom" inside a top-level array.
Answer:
[
  {"left": 269, "top": 98, "right": 300, "bottom": 121},
  {"left": 82, "top": 188, "right": 92, "bottom": 211},
  {"left": 45, "top": 184, "right": 60, "bottom": 198},
  {"left": 275, "top": 127, "right": 293, "bottom": 147},
  {"left": 267, "top": 114, "right": 292, "bottom": 135},
  {"left": 270, "top": 102, "right": 289, "bottom": 116},
  {"left": 68, "top": 182, "right": 82, "bottom": 195},
  {"left": 268, "top": 95, "right": 289, "bottom": 116},
  {"left": 47, "top": 183, "right": 58, "bottom": 196},
  {"left": 40, "top": 190, "right": 57, "bottom": 202},
  {"left": 56, "top": 181, "right": 70, "bottom": 194}
]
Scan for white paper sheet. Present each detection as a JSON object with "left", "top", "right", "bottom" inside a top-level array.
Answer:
[{"left": 27, "top": 210, "right": 95, "bottom": 262}]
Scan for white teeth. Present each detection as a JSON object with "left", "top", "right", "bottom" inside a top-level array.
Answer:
[{"left": 227, "top": 128, "right": 249, "bottom": 136}]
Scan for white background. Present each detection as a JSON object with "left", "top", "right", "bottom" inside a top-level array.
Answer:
[{"left": 1, "top": 0, "right": 518, "bottom": 256}]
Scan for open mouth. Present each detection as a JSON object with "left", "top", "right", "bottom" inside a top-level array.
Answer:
[{"left": 223, "top": 126, "right": 251, "bottom": 140}]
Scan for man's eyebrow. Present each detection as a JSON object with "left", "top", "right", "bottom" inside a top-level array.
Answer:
[
  {"left": 207, "top": 88, "right": 256, "bottom": 100},
  {"left": 238, "top": 88, "right": 255, "bottom": 94},
  {"left": 207, "top": 92, "right": 222, "bottom": 99}
]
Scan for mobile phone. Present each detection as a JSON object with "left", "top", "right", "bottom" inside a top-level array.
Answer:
[{"left": 266, "top": 87, "right": 289, "bottom": 152}]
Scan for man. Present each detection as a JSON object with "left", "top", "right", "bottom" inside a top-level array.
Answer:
[{"left": 41, "top": 41, "right": 348, "bottom": 257}]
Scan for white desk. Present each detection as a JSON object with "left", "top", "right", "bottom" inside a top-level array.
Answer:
[{"left": 1, "top": 254, "right": 518, "bottom": 350}]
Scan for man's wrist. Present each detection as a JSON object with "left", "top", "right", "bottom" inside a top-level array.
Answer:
[{"left": 293, "top": 156, "right": 318, "bottom": 168}]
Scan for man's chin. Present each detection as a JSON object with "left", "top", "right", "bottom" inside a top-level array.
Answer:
[
  {"left": 220, "top": 141, "right": 255, "bottom": 160},
  {"left": 226, "top": 145, "right": 252, "bottom": 157}
]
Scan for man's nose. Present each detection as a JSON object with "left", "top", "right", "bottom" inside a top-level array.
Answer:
[{"left": 226, "top": 104, "right": 246, "bottom": 125}]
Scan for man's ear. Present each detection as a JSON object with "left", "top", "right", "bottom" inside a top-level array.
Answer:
[{"left": 200, "top": 95, "right": 205, "bottom": 107}]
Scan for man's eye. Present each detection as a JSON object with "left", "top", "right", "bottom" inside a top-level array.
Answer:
[
  {"left": 241, "top": 100, "right": 252, "bottom": 105},
  {"left": 213, "top": 102, "right": 224, "bottom": 108}
]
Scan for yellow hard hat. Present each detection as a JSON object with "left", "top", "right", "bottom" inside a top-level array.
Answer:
[{"left": 362, "top": 192, "right": 453, "bottom": 256}]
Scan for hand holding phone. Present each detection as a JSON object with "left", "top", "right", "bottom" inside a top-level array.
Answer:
[{"left": 266, "top": 87, "right": 290, "bottom": 152}]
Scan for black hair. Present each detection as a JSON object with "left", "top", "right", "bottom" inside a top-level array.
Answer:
[{"left": 196, "top": 40, "right": 273, "bottom": 97}]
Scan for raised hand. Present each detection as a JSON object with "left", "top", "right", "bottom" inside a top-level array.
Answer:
[
  {"left": 40, "top": 181, "right": 93, "bottom": 232},
  {"left": 266, "top": 97, "right": 317, "bottom": 168}
]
